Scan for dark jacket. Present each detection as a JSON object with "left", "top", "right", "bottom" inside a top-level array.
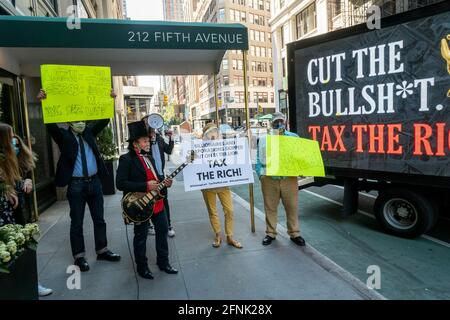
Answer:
[
  {"left": 46, "top": 119, "right": 109, "bottom": 187},
  {"left": 150, "top": 134, "right": 174, "bottom": 173},
  {"left": 116, "top": 150, "right": 167, "bottom": 196}
]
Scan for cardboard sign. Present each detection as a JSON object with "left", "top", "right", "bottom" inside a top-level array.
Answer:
[
  {"left": 181, "top": 137, "right": 254, "bottom": 191},
  {"left": 40, "top": 64, "right": 113, "bottom": 123},
  {"left": 266, "top": 135, "right": 325, "bottom": 177}
]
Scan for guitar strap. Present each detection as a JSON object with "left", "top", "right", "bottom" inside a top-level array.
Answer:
[{"left": 141, "top": 154, "right": 160, "bottom": 183}]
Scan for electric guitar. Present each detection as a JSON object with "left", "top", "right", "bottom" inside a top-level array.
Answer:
[{"left": 121, "top": 150, "right": 195, "bottom": 224}]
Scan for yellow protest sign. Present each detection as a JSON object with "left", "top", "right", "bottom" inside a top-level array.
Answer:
[
  {"left": 266, "top": 135, "right": 325, "bottom": 177},
  {"left": 40, "top": 65, "right": 113, "bottom": 123}
]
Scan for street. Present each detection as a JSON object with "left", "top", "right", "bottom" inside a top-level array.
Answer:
[{"left": 231, "top": 179, "right": 450, "bottom": 300}]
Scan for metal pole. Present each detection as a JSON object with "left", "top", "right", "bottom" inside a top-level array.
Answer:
[
  {"left": 20, "top": 77, "right": 39, "bottom": 222},
  {"left": 213, "top": 74, "right": 219, "bottom": 124},
  {"left": 242, "top": 50, "right": 255, "bottom": 233}
]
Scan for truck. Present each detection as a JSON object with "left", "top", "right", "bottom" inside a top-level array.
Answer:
[{"left": 287, "top": 1, "right": 450, "bottom": 238}]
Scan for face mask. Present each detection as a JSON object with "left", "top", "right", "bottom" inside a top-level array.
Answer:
[
  {"left": 273, "top": 122, "right": 285, "bottom": 130},
  {"left": 12, "top": 138, "right": 20, "bottom": 155},
  {"left": 70, "top": 122, "right": 86, "bottom": 134}
]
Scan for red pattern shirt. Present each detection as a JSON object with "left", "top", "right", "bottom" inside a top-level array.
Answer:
[{"left": 135, "top": 150, "right": 164, "bottom": 214}]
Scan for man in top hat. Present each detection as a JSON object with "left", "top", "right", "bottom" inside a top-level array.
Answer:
[
  {"left": 116, "top": 121, "right": 177, "bottom": 279},
  {"left": 256, "top": 112, "right": 306, "bottom": 247},
  {"left": 141, "top": 115, "right": 175, "bottom": 237}
]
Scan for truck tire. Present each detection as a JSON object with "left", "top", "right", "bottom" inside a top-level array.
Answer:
[{"left": 374, "top": 189, "right": 438, "bottom": 238}]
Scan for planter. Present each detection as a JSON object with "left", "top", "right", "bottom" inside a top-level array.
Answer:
[
  {"left": 0, "top": 248, "right": 38, "bottom": 300},
  {"left": 101, "top": 159, "right": 117, "bottom": 195}
]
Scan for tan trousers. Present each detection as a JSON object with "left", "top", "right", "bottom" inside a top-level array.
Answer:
[
  {"left": 201, "top": 187, "right": 234, "bottom": 236},
  {"left": 260, "top": 176, "right": 300, "bottom": 238}
]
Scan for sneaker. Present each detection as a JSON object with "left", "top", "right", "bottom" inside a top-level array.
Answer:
[
  {"left": 38, "top": 284, "right": 53, "bottom": 297},
  {"left": 148, "top": 224, "right": 156, "bottom": 236},
  {"left": 168, "top": 227, "right": 175, "bottom": 238}
]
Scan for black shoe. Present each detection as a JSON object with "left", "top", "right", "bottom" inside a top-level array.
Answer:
[
  {"left": 97, "top": 250, "right": 121, "bottom": 262},
  {"left": 290, "top": 236, "right": 306, "bottom": 246},
  {"left": 262, "top": 235, "right": 275, "bottom": 246},
  {"left": 138, "top": 268, "right": 154, "bottom": 280},
  {"left": 74, "top": 257, "right": 90, "bottom": 272},
  {"left": 158, "top": 264, "right": 178, "bottom": 274}
]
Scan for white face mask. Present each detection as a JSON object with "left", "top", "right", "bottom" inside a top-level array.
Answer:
[{"left": 70, "top": 122, "right": 86, "bottom": 134}]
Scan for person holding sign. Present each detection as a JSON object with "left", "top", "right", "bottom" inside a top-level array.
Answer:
[
  {"left": 116, "top": 121, "right": 177, "bottom": 279},
  {"left": 37, "top": 89, "right": 121, "bottom": 272},
  {"left": 200, "top": 123, "right": 243, "bottom": 249},
  {"left": 256, "top": 112, "right": 306, "bottom": 247}
]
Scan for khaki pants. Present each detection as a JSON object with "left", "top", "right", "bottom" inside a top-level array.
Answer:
[
  {"left": 260, "top": 176, "right": 300, "bottom": 238},
  {"left": 201, "top": 187, "right": 234, "bottom": 236}
]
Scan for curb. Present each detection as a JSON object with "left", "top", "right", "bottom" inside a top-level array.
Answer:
[{"left": 231, "top": 191, "right": 387, "bottom": 301}]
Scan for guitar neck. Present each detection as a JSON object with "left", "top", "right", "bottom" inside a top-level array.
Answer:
[{"left": 156, "top": 161, "right": 189, "bottom": 191}]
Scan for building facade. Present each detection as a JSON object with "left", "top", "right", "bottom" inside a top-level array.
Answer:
[
  {"left": 270, "top": 0, "right": 445, "bottom": 114},
  {"left": 185, "top": 0, "right": 276, "bottom": 128},
  {"left": 0, "top": 0, "right": 125, "bottom": 216}
]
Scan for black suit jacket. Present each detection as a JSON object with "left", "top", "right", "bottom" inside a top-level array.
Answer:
[
  {"left": 150, "top": 134, "right": 174, "bottom": 173},
  {"left": 46, "top": 119, "right": 109, "bottom": 187},
  {"left": 116, "top": 150, "right": 167, "bottom": 196}
]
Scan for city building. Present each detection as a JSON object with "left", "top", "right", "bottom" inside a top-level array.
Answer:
[
  {"left": 270, "top": 0, "right": 445, "bottom": 114},
  {"left": 185, "top": 0, "right": 275, "bottom": 128}
]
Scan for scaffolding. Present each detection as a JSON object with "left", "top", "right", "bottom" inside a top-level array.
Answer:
[{"left": 327, "top": 0, "right": 445, "bottom": 31}]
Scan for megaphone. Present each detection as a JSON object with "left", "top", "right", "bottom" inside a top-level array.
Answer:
[{"left": 147, "top": 113, "right": 164, "bottom": 129}]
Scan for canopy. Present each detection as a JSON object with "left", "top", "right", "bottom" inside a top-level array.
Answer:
[
  {"left": 257, "top": 114, "right": 273, "bottom": 120},
  {"left": 0, "top": 16, "right": 248, "bottom": 76}
]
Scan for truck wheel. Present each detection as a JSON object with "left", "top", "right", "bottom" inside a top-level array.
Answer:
[{"left": 374, "top": 189, "right": 438, "bottom": 238}]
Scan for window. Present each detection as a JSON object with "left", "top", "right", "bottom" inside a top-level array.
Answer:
[
  {"left": 258, "top": 0, "right": 264, "bottom": 10},
  {"left": 253, "top": 77, "right": 267, "bottom": 86},
  {"left": 232, "top": 59, "right": 243, "bottom": 70},
  {"left": 218, "top": 8, "right": 225, "bottom": 21},
  {"left": 282, "top": 58, "right": 286, "bottom": 77},
  {"left": 250, "top": 30, "right": 255, "bottom": 41},
  {"left": 224, "top": 91, "right": 231, "bottom": 102},
  {"left": 252, "top": 61, "right": 267, "bottom": 72},
  {"left": 268, "top": 48, "right": 272, "bottom": 58},
  {"left": 280, "top": 0, "right": 285, "bottom": 9},
  {"left": 270, "top": 92, "right": 275, "bottom": 103},
  {"left": 266, "top": 1, "right": 270, "bottom": 11},
  {"left": 223, "top": 59, "right": 229, "bottom": 70},
  {"left": 234, "top": 76, "right": 244, "bottom": 85},
  {"left": 223, "top": 75, "right": 229, "bottom": 86},
  {"left": 296, "top": 3, "right": 316, "bottom": 39},
  {"left": 253, "top": 92, "right": 268, "bottom": 103},
  {"left": 235, "top": 91, "right": 245, "bottom": 103},
  {"left": 280, "top": 25, "right": 285, "bottom": 47}
]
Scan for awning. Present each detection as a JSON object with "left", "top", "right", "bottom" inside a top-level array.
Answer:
[{"left": 0, "top": 16, "right": 248, "bottom": 76}]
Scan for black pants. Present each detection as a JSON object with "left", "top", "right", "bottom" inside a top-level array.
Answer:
[
  {"left": 164, "top": 196, "right": 172, "bottom": 228},
  {"left": 133, "top": 208, "right": 169, "bottom": 272},
  {"left": 67, "top": 176, "right": 108, "bottom": 258}
]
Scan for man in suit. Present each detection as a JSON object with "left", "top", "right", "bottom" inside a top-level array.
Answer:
[
  {"left": 116, "top": 121, "right": 177, "bottom": 279},
  {"left": 141, "top": 115, "right": 175, "bottom": 237},
  {"left": 37, "top": 89, "right": 120, "bottom": 272}
]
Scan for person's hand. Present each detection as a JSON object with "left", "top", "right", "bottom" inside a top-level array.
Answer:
[
  {"left": 110, "top": 89, "right": 117, "bottom": 99},
  {"left": 163, "top": 178, "right": 173, "bottom": 188},
  {"left": 37, "top": 89, "right": 47, "bottom": 101},
  {"left": 9, "top": 194, "right": 19, "bottom": 209},
  {"left": 147, "top": 180, "right": 159, "bottom": 191},
  {"left": 166, "top": 130, "right": 173, "bottom": 138},
  {"left": 23, "top": 179, "right": 33, "bottom": 194}
]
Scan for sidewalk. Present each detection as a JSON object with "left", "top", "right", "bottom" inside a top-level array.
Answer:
[{"left": 36, "top": 158, "right": 381, "bottom": 300}]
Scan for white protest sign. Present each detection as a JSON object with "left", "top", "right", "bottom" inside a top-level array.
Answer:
[{"left": 181, "top": 137, "right": 254, "bottom": 191}]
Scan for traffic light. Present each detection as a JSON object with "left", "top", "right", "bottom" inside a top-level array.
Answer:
[
  {"left": 163, "top": 95, "right": 168, "bottom": 106},
  {"left": 218, "top": 99, "right": 222, "bottom": 107},
  {"left": 258, "top": 104, "right": 263, "bottom": 114}
]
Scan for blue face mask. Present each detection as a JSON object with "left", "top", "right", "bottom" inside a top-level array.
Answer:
[
  {"left": 273, "top": 122, "right": 285, "bottom": 130},
  {"left": 12, "top": 138, "right": 20, "bottom": 155}
]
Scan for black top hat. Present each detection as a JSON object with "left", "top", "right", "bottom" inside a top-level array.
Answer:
[{"left": 127, "top": 121, "right": 148, "bottom": 142}]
